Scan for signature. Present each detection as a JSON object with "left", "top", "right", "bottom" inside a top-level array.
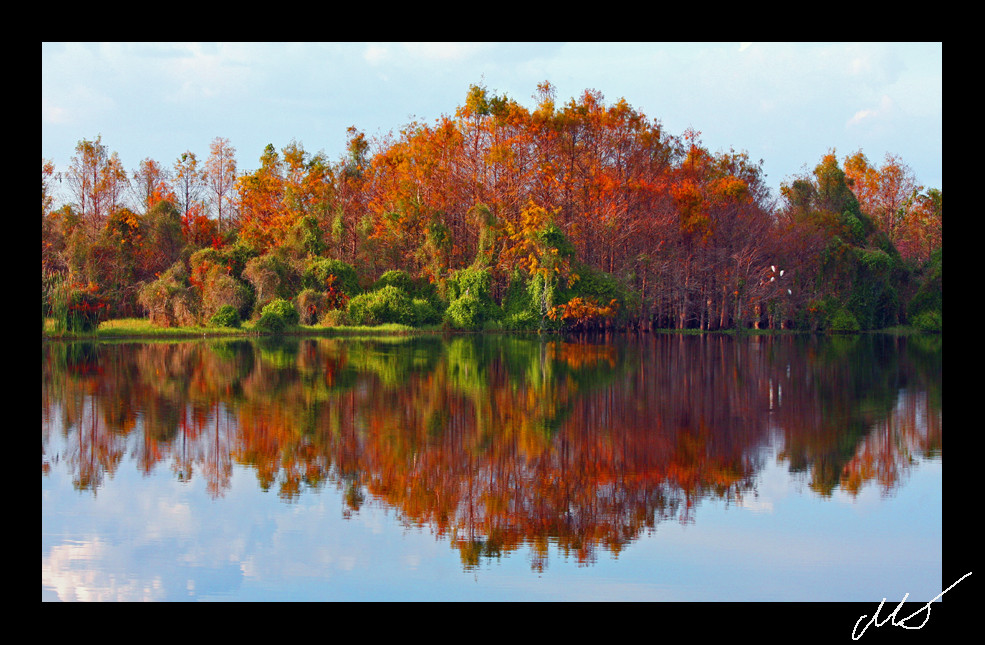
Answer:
[{"left": 852, "top": 572, "right": 972, "bottom": 640}]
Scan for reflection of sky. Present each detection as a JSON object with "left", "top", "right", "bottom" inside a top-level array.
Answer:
[{"left": 42, "top": 427, "right": 943, "bottom": 602}]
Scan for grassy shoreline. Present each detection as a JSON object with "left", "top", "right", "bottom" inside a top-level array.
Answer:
[
  {"left": 42, "top": 317, "right": 442, "bottom": 340},
  {"left": 41, "top": 317, "right": 936, "bottom": 341}
]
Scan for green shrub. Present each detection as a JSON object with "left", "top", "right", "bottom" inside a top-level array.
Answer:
[
  {"left": 374, "top": 269, "right": 442, "bottom": 309},
  {"left": 346, "top": 285, "right": 415, "bottom": 326},
  {"left": 319, "top": 308, "right": 348, "bottom": 327},
  {"left": 254, "top": 310, "right": 286, "bottom": 334},
  {"left": 500, "top": 271, "right": 538, "bottom": 331},
  {"left": 301, "top": 258, "right": 361, "bottom": 296},
  {"left": 49, "top": 281, "right": 109, "bottom": 332},
  {"left": 446, "top": 267, "right": 492, "bottom": 303},
  {"left": 911, "top": 310, "right": 942, "bottom": 333},
  {"left": 373, "top": 269, "right": 415, "bottom": 294},
  {"left": 261, "top": 298, "right": 300, "bottom": 327},
  {"left": 209, "top": 304, "right": 240, "bottom": 328},
  {"left": 445, "top": 293, "right": 487, "bottom": 331},
  {"left": 412, "top": 298, "right": 441, "bottom": 326},
  {"left": 828, "top": 308, "right": 860, "bottom": 334}
]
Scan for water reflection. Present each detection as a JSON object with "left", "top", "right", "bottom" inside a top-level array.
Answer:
[{"left": 42, "top": 333, "right": 941, "bottom": 570}]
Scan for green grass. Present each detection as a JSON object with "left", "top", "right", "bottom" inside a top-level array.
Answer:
[
  {"left": 42, "top": 317, "right": 441, "bottom": 340},
  {"left": 42, "top": 316, "right": 940, "bottom": 341}
]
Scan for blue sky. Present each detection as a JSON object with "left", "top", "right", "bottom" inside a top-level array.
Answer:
[{"left": 42, "top": 42, "right": 942, "bottom": 204}]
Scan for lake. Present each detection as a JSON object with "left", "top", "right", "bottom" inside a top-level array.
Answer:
[{"left": 42, "top": 332, "right": 942, "bottom": 602}]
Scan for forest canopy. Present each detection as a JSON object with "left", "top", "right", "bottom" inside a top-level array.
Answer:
[{"left": 41, "top": 82, "right": 942, "bottom": 334}]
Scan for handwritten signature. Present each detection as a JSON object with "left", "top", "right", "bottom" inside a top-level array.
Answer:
[{"left": 852, "top": 572, "right": 972, "bottom": 640}]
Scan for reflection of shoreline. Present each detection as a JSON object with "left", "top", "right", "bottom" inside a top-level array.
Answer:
[{"left": 42, "top": 335, "right": 942, "bottom": 569}]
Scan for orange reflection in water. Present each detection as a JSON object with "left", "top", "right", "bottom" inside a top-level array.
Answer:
[{"left": 42, "top": 333, "right": 941, "bottom": 569}]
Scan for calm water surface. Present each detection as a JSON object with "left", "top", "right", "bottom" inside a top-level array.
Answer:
[{"left": 42, "top": 333, "right": 942, "bottom": 601}]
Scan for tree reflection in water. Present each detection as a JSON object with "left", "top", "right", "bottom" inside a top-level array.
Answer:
[{"left": 42, "top": 333, "right": 941, "bottom": 570}]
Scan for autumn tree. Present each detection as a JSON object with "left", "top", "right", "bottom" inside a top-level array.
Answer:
[
  {"left": 131, "top": 158, "right": 171, "bottom": 214},
  {"left": 173, "top": 151, "right": 206, "bottom": 218},
  {"left": 844, "top": 150, "right": 921, "bottom": 256},
  {"left": 908, "top": 188, "right": 942, "bottom": 264},
  {"left": 236, "top": 143, "right": 286, "bottom": 252},
  {"left": 205, "top": 137, "right": 238, "bottom": 234},
  {"left": 66, "top": 136, "right": 128, "bottom": 227},
  {"left": 778, "top": 151, "right": 906, "bottom": 330}
]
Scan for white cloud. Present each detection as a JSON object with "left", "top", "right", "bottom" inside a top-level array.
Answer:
[{"left": 848, "top": 95, "right": 894, "bottom": 127}]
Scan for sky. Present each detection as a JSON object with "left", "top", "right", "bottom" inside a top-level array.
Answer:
[{"left": 41, "top": 42, "right": 942, "bottom": 206}]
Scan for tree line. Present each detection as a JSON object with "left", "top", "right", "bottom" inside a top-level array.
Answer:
[{"left": 41, "top": 82, "right": 943, "bottom": 334}]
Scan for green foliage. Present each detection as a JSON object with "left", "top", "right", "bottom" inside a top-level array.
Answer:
[
  {"left": 468, "top": 203, "right": 500, "bottom": 268},
  {"left": 908, "top": 248, "right": 942, "bottom": 318},
  {"left": 839, "top": 211, "right": 868, "bottom": 246},
  {"left": 443, "top": 267, "right": 499, "bottom": 330},
  {"left": 535, "top": 221, "right": 576, "bottom": 261},
  {"left": 318, "top": 308, "right": 348, "bottom": 327},
  {"left": 500, "top": 271, "right": 539, "bottom": 331},
  {"left": 223, "top": 240, "right": 261, "bottom": 278},
  {"left": 566, "top": 262, "right": 634, "bottom": 320},
  {"left": 209, "top": 304, "right": 241, "bottom": 328},
  {"left": 412, "top": 298, "right": 441, "bottom": 326},
  {"left": 47, "top": 280, "right": 109, "bottom": 333},
  {"left": 791, "top": 298, "right": 832, "bottom": 333},
  {"left": 346, "top": 285, "right": 416, "bottom": 326},
  {"left": 827, "top": 307, "right": 860, "bottom": 334},
  {"left": 286, "top": 214, "right": 326, "bottom": 258},
  {"left": 446, "top": 267, "right": 493, "bottom": 303},
  {"left": 374, "top": 269, "right": 416, "bottom": 294},
  {"left": 302, "top": 258, "right": 360, "bottom": 295},
  {"left": 911, "top": 310, "right": 942, "bottom": 333},
  {"left": 848, "top": 247, "right": 900, "bottom": 330},
  {"left": 254, "top": 309, "right": 287, "bottom": 334},
  {"left": 816, "top": 226, "right": 906, "bottom": 332},
  {"left": 444, "top": 293, "right": 488, "bottom": 331},
  {"left": 261, "top": 298, "right": 300, "bottom": 327},
  {"left": 527, "top": 271, "right": 566, "bottom": 331},
  {"left": 370, "top": 269, "right": 442, "bottom": 309}
]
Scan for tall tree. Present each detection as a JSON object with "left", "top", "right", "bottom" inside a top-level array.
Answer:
[
  {"left": 66, "top": 136, "right": 111, "bottom": 225},
  {"left": 173, "top": 151, "right": 206, "bottom": 219},
  {"left": 204, "top": 137, "right": 237, "bottom": 233},
  {"left": 131, "top": 157, "right": 170, "bottom": 213},
  {"left": 236, "top": 143, "right": 285, "bottom": 252}
]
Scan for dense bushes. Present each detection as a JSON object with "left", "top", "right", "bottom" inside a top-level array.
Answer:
[
  {"left": 911, "top": 310, "right": 941, "bottom": 333},
  {"left": 254, "top": 299, "right": 299, "bottom": 333},
  {"left": 137, "top": 262, "right": 199, "bottom": 327},
  {"left": 445, "top": 293, "right": 487, "bottom": 330},
  {"left": 444, "top": 268, "right": 496, "bottom": 331},
  {"left": 827, "top": 308, "right": 861, "bottom": 334},
  {"left": 209, "top": 304, "right": 241, "bottom": 328},
  {"left": 302, "top": 258, "right": 360, "bottom": 297},
  {"left": 46, "top": 278, "right": 109, "bottom": 332},
  {"left": 346, "top": 285, "right": 416, "bottom": 326}
]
